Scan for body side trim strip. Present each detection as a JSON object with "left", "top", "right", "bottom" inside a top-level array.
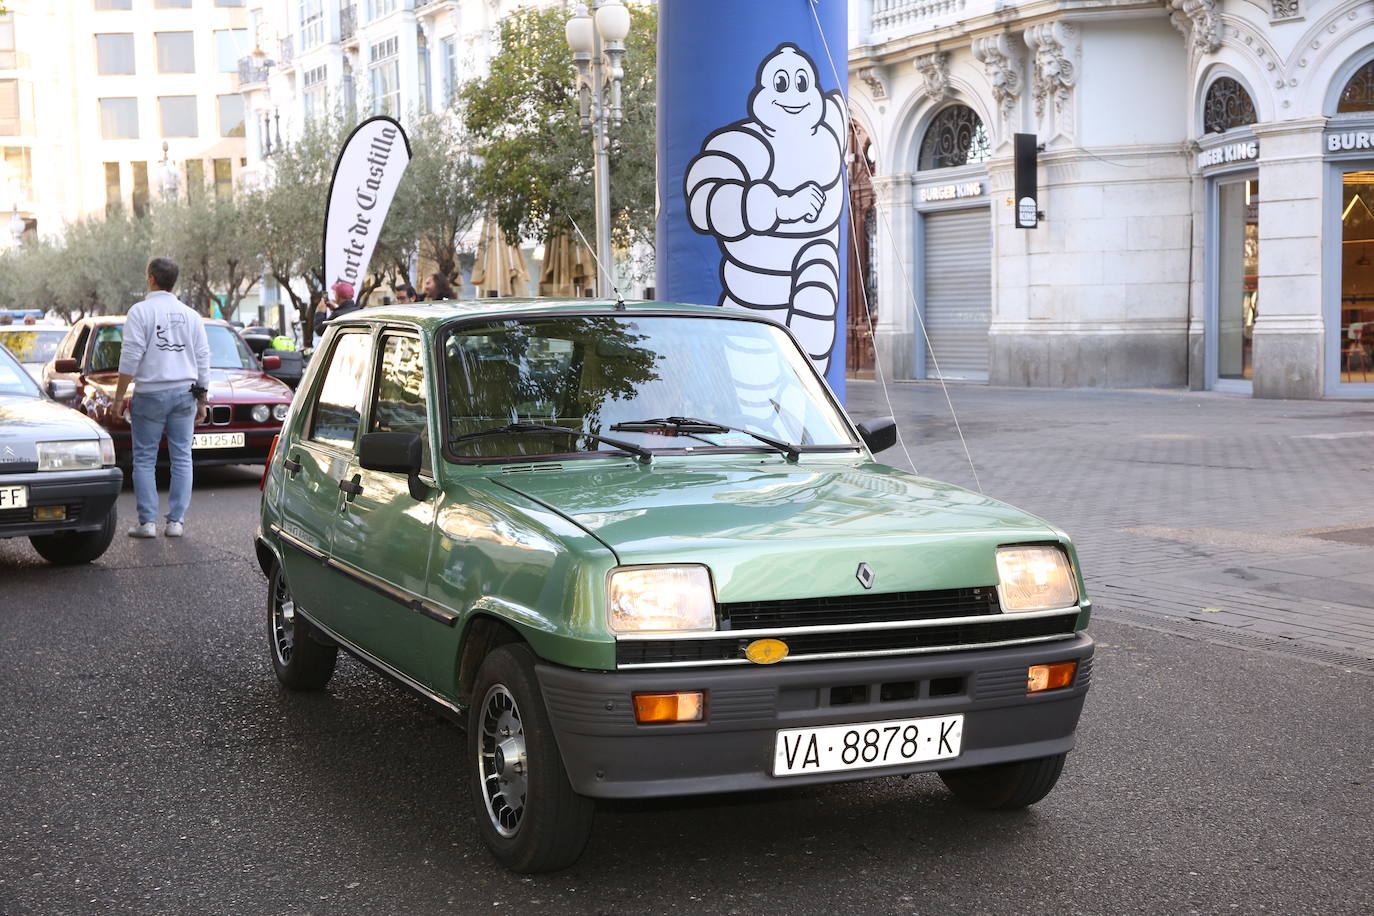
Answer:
[{"left": 616, "top": 632, "right": 1080, "bottom": 669}]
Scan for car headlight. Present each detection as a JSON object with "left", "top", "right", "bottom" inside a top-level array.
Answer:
[
  {"left": 995, "top": 546, "right": 1078, "bottom": 612},
  {"left": 251, "top": 404, "right": 271, "bottom": 423},
  {"left": 607, "top": 565, "right": 716, "bottom": 634},
  {"left": 99, "top": 437, "right": 115, "bottom": 467},
  {"left": 37, "top": 440, "right": 104, "bottom": 472},
  {"left": 272, "top": 404, "right": 288, "bottom": 421}
]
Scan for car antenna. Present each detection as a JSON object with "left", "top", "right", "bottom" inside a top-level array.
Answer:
[{"left": 565, "top": 213, "right": 626, "bottom": 310}]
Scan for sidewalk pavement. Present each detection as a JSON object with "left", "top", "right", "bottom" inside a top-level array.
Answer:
[{"left": 846, "top": 379, "right": 1374, "bottom": 671}]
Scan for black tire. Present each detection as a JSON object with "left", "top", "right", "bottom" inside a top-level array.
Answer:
[
  {"left": 29, "top": 506, "right": 117, "bottom": 565},
  {"left": 938, "top": 753, "right": 1068, "bottom": 810},
  {"left": 467, "top": 643, "right": 594, "bottom": 873},
  {"left": 267, "top": 562, "right": 337, "bottom": 690}
]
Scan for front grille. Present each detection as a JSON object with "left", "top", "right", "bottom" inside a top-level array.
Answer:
[
  {"left": 721, "top": 587, "right": 1000, "bottom": 629},
  {"left": 616, "top": 611, "right": 1079, "bottom": 667},
  {"left": 210, "top": 405, "right": 232, "bottom": 425}
]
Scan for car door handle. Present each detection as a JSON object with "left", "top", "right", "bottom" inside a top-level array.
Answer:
[
  {"left": 282, "top": 456, "right": 301, "bottom": 473},
  {"left": 338, "top": 474, "right": 363, "bottom": 498}
]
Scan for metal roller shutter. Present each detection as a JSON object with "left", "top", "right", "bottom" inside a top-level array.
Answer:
[{"left": 922, "top": 207, "right": 991, "bottom": 380}]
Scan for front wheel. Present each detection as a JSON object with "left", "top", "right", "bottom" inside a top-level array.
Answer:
[
  {"left": 467, "top": 644, "right": 594, "bottom": 873},
  {"left": 267, "top": 562, "right": 337, "bottom": 690},
  {"left": 938, "top": 753, "right": 1068, "bottom": 810},
  {"left": 29, "top": 506, "right": 117, "bottom": 565}
]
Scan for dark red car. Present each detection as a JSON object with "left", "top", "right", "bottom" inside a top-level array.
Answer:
[{"left": 42, "top": 316, "right": 294, "bottom": 467}]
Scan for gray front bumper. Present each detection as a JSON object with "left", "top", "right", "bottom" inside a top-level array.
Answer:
[
  {"left": 0, "top": 467, "right": 122, "bottom": 537},
  {"left": 537, "top": 633, "right": 1094, "bottom": 799}
]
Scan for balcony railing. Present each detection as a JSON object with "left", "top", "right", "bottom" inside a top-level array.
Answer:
[
  {"left": 277, "top": 36, "right": 294, "bottom": 68},
  {"left": 867, "top": 0, "right": 970, "bottom": 41},
  {"left": 340, "top": 4, "right": 357, "bottom": 42},
  {"left": 237, "top": 56, "right": 270, "bottom": 87}
]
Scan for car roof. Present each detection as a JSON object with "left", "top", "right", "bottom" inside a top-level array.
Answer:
[
  {"left": 81, "top": 314, "right": 231, "bottom": 327},
  {"left": 330, "top": 298, "right": 771, "bottom": 333}
]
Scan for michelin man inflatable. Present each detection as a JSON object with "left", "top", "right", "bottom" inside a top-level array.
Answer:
[{"left": 685, "top": 43, "right": 846, "bottom": 375}]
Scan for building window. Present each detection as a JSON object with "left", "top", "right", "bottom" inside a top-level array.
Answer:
[
  {"left": 1203, "top": 77, "right": 1257, "bottom": 134},
  {"left": 155, "top": 32, "right": 195, "bottom": 74},
  {"left": 0, "top": 80, "right": 24, "bottom": 136},
  {"left": 104, "top": 162, "right": 121, "bottom": 215},
  {"left": 213, "top": 158, "right": 232, "bottom": 200},
  {"left": 215, "top": 29, "right": 248, "bottom": 73},
  {"left": 185, "top": 158, "right": 204, "bottom": 199},
  {"left": 441, "top": 37, "right": 456, "bottom": 105},
  {"left": 368, "top": 36, "right": 399, "bottom": 116},
  {"left": 302, "top": 64, "right": 327, "bottom": 121},
  {"left": 159, "top": 95, "right": 198, "bottom": 137},
  {"left": 95, "top": 0, "right": 133, "bottom": 9},
  {"left": 1215, "top": 177, "right": 1259, "bottom": 381},
  {"left": 918, "top": 105, "right": 990, "bottom": 171},
  {"left": 368, "top": 0, "right": 397, "bottom": 21},
  {"left": 131, "top": 160, "right": 150, "bottom": 217},
  {"left": 154, "top": 0, "right": 192, "bottom": 7},
  {"left": 95, "top": 33, "right": 136, "bottom": 75},
  {"left": 0, "top": 16, "right": 17, "bottom": 70},
  {"left": 417, "top": 34, "right": 431, "bottom": 114},
  {"left": 4, "top": 146, "right": 31, "bottom": 200},
  {"left": 99, "top": 97, "right": 139, "bottom": 139},
  {"left": 218, "top": 94, "right": 245, "bottom": 137},
  {"left": 299, "top": 0, "right": 324, "bottom": 50},
  {"left": 215, "top": 0, "right": 246, "bottom": 6},
  {"left": 1338, "top": 60, "right": 1374, "bottom": 113}
]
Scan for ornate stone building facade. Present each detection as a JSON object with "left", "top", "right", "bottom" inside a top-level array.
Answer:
[{"left": 850, "top": 0, "right": 1374, "bottom": 397}]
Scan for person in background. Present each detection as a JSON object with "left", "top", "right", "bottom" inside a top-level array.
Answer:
[
  {"left": 22, "top": 314, "right": 35, "bottom": 325},
  {"left": 422, "top": 273, "right": 454, "bottom": 301},
  {"left": 394, "top": 282, "right": 418, "bottom": 304},
  {"left": 313, "top": 281, "right": 359, "bottom": 338},
  {"left": 113, "top": 257, "right": 210, "bottom": 539}
]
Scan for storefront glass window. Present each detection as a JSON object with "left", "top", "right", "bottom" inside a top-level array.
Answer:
[
  {"left": 918, "top": 105, "right": 989, "bottom": 171},
  {"left": 1340, "top": 170, "right": 1374, "bottom": 382},
  {"left": 1217, "top": 178, "right": 1259, "bottom": 380}
]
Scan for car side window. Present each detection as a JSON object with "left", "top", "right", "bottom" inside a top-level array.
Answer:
[
  {"left": 371, "top": 333, "right": 431, "bottom": 472},
  {"left": 309, "top": 332, "right": 372, "bottom": 450},
  {"left": 69, "top": 326, "right": 91, "bottom": 364},
  {"left": 89, "top": 326, "right": 123, "bottom": 372}
]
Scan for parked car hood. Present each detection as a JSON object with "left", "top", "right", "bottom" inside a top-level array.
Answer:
[
  {"left": 0, "top": 394, "right": 107, "bottom": 462},
  {"left": 493, "top": 460, "right": 1064, "bottom": 603},
  {"left": 84, "top": 368, "right": 292, "bottom": 402}
]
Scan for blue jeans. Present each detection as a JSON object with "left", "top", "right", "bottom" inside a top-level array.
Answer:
[{"left": 130, "top": 388, "right": 196, "bottom": 525}]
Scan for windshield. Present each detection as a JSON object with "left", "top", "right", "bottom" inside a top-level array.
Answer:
[
  {"left": 88, "top": 322, "right": 256, "bottom": 372},
  {"left": 0, "top": 344, "right": 40, "bottom": 397},
  {"left": 0, "top": 328, "right": 65, "bottom": 364},
  {"left": 443, "top": 314, "right": 854, "bottom": 462}
]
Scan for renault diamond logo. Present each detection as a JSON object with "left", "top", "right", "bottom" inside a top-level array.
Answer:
[{"left": 856, "top": 562, "right": 875, "bottom": 590}]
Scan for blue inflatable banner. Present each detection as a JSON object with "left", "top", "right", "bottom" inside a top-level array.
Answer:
[{"left": 656, "top": 0, "right": 849, "bottom": 399}]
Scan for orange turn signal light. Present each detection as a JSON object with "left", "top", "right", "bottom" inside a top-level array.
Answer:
[
  {"left": 632, "top": 691, "right": 705, "bottom": 724},
  {"left": 1027, "top": 661, "right": 1077, "bottom": 694}
]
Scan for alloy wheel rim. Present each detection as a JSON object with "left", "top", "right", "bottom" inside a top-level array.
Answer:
[
  {"left": 272, "top": 576, "right": 295, "bottom": 665},
  {"left": 477, "top": 684, "right": 527, "bottom": 838}
]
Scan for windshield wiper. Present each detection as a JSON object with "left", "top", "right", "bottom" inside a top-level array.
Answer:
[
  {"left": 449, "top": 423, "right": 654, "bottom": 464},
  {"left": 610, "top": 416, "right": 801, "bottom": 462}
]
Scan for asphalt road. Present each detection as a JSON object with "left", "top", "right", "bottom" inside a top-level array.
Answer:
[{"left": 2, "top": 467, "right": 1371, "bottom": 916}]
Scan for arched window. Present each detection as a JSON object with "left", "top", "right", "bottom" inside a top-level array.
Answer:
[
  {"left": 1337, "top": 60, "right": 1374, "bottom": 113},
  {"left": 1203, "top": 77, "right": 1257, "bottom": 134},
  {"left": 918, "top": 105, "right": 990, "bottom": 171}
]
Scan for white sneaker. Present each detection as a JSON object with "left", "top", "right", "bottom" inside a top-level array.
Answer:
[
  {"left": 128, "top": 522, "right": 157, "bottom": 538},
  {"left": 165, "top": 520, "right": 184, "bottom": 537}
]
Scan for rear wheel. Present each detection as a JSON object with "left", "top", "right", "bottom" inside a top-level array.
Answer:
[
  {"left": 939, "top": 753, "right": 1067, "bottom": 810},
  {"left": 29, "top": 506, "right": 117, "bottom": 565},
  {"left": 467, "top": 643, "right": 594, "bottom": 873},
  {"left": 267, "top": 562, "right": 337, "bottom": 690}
]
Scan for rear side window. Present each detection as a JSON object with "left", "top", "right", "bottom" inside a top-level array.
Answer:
[
  {"left": 309, "top": 332, "right": 372, "bottom": 450},
  {"left": 89, "top": 326, "right": 124, "bottom": 372},
  {"left": 371, "top": 333, "right": 431, "bottom": 471}
]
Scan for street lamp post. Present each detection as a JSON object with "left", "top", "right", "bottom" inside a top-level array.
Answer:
[
  {"left": 158, "top": 141, "right": 179, "bottom": 202},
  {"left": 565, "top": 0, "right": 630, "bottom": 298}
]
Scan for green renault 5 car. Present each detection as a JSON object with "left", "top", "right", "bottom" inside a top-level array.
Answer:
[{"left": 256, "top": 299, "right": 1093, "bottom": 872}]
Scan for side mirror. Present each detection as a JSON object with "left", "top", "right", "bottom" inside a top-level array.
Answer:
[
  {"left": 855, "top": 417, "right": 898, "bottom": 454},
  {"left": 48, "top": 379, "right": 77, "bottom": 402},
  {"left": 54, "top": 358, "right": 79, "bottom": 374},
  {"left": 262, "top": 355, "right": 282, "bottom": 370},
  {"left": 358, "top": 431, "right": 429, "bottom": 499}
]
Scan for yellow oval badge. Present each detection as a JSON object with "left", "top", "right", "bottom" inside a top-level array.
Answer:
[{"left": 745, "top": 638, "right": 789, "bottom": 665}]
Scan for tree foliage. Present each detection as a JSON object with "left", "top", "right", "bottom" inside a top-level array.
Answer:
[
  {"left": 460, "top": 3, "right": 657, "bottom": 250},
  {"left": 153, "top": 193, "right": 262, "bottom": 317},
  {"left": 0, "top": 208, "right": 150, "bottom": 321}
]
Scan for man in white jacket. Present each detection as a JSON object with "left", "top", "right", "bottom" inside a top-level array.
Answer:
[{"left": 113, "top": 258, "right": 210, "bottom": 538}]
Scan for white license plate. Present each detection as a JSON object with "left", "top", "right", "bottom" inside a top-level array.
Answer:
[
  {"left": 192, "top": 432, "right": 245, "bottom": 450},
  {"left": 773, "top": 714, "right": 963, "bottom": 777},
  {"left": 0, "top": 484, "right": 27, "bottom": 509}
]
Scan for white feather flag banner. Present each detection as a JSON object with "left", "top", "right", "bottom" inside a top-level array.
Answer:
[{"left": 322, "top": 115, "right": 412, "bottom": 291}]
